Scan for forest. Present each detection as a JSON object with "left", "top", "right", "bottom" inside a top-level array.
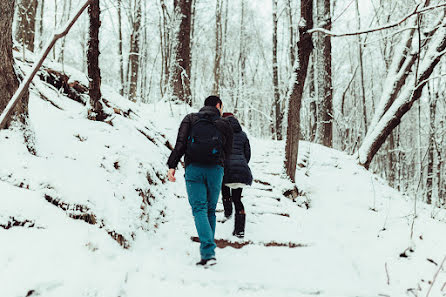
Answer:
[
  {"left": 0, "top": 0, "right": 446, "bottom": 295},
  {"left": 1, "top": 0, "right": 444, "bottom": 206}
]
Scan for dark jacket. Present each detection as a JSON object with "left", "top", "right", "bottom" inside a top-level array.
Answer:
[
  {"left": 223, "top": 116, "right": 253, "bottom": 186},
  {"left": 167, "top": 106, "right": 233, "bottom": 169}
]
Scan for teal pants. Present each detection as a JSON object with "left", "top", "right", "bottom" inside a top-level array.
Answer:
[{"left": 185, "top": 164, "right": 224, "bottom": 260}]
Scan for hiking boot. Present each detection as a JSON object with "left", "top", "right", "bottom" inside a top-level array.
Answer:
[
  {"left": 233, "top": 212, "right": 245, "bottom": 238},
  {"left": 222, "top": 197, "right": 233, "bottom": 218},
  {"left": 196, "top": 258, "right": 217, "bottom": 267}
]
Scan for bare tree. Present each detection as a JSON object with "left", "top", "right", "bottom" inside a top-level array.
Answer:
[
  {"left": 314, "top": 0, "right": 333, "bottom": 147},
  {"left": 354, "top": 0, "right": 367, "bottom": 134},
  {"left": 16, "top": 0, "right": 38, "bottom": 52},
  {"left": 284, "top": 0, "right": 313, "bottom": 182},
  {"left": 171, "top": 0, "right": 192, "bottom": 105},
  {"left": 358, "top": 10, "right": 446, "bottom": 168},
  {"left": 272, "top": 0, "right": 282, "bottom": 140},
  {"left": 128, "top": 0, "right": 142, "bottom": 101},
  {"left": 88, "top": 0, "right": 105, "bottom": 120},
  {"left": 426, "top": 84, "right": 437, "bottom": 205},
  {"left": 213, "top": 0, "right": 223, "bottom": 96},
  {"left": 118, "top": 0, "right": 125, "bottom": 96}
]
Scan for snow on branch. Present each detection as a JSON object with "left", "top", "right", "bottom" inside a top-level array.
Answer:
[
  {"left": 308, "top": 2, "right": 446, "bottom": 37},
  {"left": 0, "top": 0, "right": 93, "bottom": 130}
]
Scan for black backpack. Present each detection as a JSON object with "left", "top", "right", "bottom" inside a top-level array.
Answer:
[{"left": 186, "top": 113, "right": 224, "bottom": 164}]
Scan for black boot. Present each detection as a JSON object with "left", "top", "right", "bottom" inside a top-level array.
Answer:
[
  {"left": 233, "top": 212, "right": 245, "bottom": 238},
  {"left": 222, "top": 197, "right": 233, "bottom": 218}
]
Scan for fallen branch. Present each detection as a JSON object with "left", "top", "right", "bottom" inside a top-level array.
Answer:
[{"left": 0, "top": 0, "right": 92, "bottom": 130}]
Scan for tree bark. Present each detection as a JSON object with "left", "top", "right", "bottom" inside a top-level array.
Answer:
[
  {"left": 0, "top": 0, "right": 27, "bottom": 129},
  {"left": 213, "top": 0, "right": 223, "bottom": 96},
  {"left": 426, "top": 86, "right": 437, "bottom": 205},
  {"left": 38, "top": 0, "right": 45, "bottom": 50},
  {"left": 16, "top": 0, "right": 38, "bottom": 52},
  {"left": 314, "top": 0, "right": 333, "bottom": 147},
  {"left": 354, "top": 0, "right": 368, "bottom": 134},
  {"left": 87, "top": 0, "right": 104, "bottom": 119},
  {"left": 172, "top": 0, "right": 192, "bottom": 105},
  {"left": 129, "top": 0, "right": 142, "bottom": 101},
  {"left": 272, "top": 0, "right": 282, "bottom": 140},
  {"left": 117, "top": 0, "right": 124, "bottom": 96},
  {"left": 284, "top": 0, "right": 313, "bottom": 182}
]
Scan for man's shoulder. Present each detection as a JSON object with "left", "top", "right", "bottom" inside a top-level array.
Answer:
[{"left": 182, "top": 112, "right": 198, "bottom": 123}]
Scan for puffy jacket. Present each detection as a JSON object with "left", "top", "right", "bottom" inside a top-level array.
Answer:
[
  {"left": 223, "top": 116, "right": 253, "bottom": 186},
  {"left": 167, "top": 106, "right": 233, "bottom": 169}
]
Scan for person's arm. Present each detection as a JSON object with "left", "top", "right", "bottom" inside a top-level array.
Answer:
[
  {"left": 244, "top": 136, "right": 251, "bottom": 163},
  {"left": 167, "top": 114, "right": 192, "bottom": 170}
]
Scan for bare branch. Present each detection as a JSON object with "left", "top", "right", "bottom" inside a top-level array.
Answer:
[{"left": 308, "top": 3, "right": 446, "bottom": 37}]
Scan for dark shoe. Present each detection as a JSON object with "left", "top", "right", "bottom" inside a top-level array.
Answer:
[
  {"left": 222, "top": 197, "right": 233, "bottom": 218},
  {"left": 196, "top": 258, "right": 217, "bottom": 267},
  {"left": 233, "top": 212, "right": 246, "bottom": 238}
]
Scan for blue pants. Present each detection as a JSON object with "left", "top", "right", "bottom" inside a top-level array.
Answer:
[{"left": 185, "top": 164, "right": 224, "bottom": 260}]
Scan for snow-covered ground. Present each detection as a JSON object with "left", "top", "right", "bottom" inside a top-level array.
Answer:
[{"left": 1, "top": 56, "right": 445, "bottom": 297}]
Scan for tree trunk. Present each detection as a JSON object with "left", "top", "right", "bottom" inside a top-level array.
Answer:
[
  {"left": 38, "top": 0, "right": 45, "bottom": 50},
  {"left": 284, "top": 0, "right": 313, "bottom": 182},
  {"left": 314, "top": 0, "right": 333, "bottom": 147},
  {"left": 426, "top": 85, "right": 437, "bottom": 205},
  {"left": 272, "top": 0, "right": 282, "bottom": 140},
  {"left": 117, "top": 0, "right": 124, "bottom": 96},
  {"left": 354, "top": 0, "right": 367, "bottom": 134},
  {"left": 0, "top": 0, "right": 27, "bottom": 128},
  {"left": 16, "top": 0, "right": 38, "bottom": 53},
  {"left": 172, "top": 0, "right": 192, "bottom": 105},
  {"left": 237, "top": 0, "right": 246, "bottom": 121},
  {"left": 129, "top": 0, "right": 142, "bottom": 102},
  {"left": 88, "top": 0, "right": 104, "bottom": 120},
  {"left": 213, "top": 0, "right": 223, "bottom": 96}
]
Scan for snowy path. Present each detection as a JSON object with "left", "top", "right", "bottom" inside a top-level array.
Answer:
[
  {"left": 120, "top": 140, "right": 380, "bottom": 297},
  {"left": 123, "top": 137, "right": 446, "bottom": 297},
  {"left": 124, "top": 140, "right": 320, "bottom": 297}
]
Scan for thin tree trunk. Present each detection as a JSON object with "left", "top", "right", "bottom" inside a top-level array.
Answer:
[
  {"left": 88, "top": 0, "right": 104, "bottom": 120},
  {"left": 272, "top": 0, "right": 282, "bottom": 140},
  {"left": 314, "top": 0, "right": 333, "bottom": 147},
  {"left": 213, "top": 0, "right": 222, "bottom": 96},
  {"left": 118, "top": 0, "right": 124, "bottom": 96},
  {"left": 16, "top": 0, "right": 38, "bottom": 53},
  {"left": 129, "top": 0, "right": 142, "bottom": 101},
  {"left": 354, "top": 0, "right": 367, "bottom": 134},
  {"left": 426, "top": 84, "right": 437, "bottom": 205},
  {"left": 171, "top": 0, "right": 192, "bottom": 105},
  {"left": 284, "top": 0, "right": 313, "bottom": 182},
  {"left": 38, "top": 0, "right": 45, "bottom": 50}
]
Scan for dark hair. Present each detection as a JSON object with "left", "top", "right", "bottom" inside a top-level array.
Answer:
[{"left": 204, "top": 96, "right": 223, "bottom": 107}]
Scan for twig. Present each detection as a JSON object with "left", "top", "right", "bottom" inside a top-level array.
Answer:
[
  {"left": 385, "top": 262, "right": 390, "bottom": 285},
  {"left": 308, "top": 3, "right": 446, "bottom": 37},
  {"left": 426, "top": 256, "right": 446, "bottom": 297}
]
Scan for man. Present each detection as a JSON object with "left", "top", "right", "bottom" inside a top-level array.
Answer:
[{"left": 167, "top": 96, "right": 233, "bottom": 267}]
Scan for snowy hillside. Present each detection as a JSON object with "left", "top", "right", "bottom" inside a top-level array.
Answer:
[{"left": 1, "top": 56, "right": 446, "bottom": 297}]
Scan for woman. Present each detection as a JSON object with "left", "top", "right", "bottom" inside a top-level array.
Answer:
[{"left": 222, "top": 112, "right": 253, "bottom": 238}]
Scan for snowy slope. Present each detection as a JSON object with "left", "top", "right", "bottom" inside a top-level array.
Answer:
[{"left": 1, "top": 54, "right": 445, "bottom": 297}]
